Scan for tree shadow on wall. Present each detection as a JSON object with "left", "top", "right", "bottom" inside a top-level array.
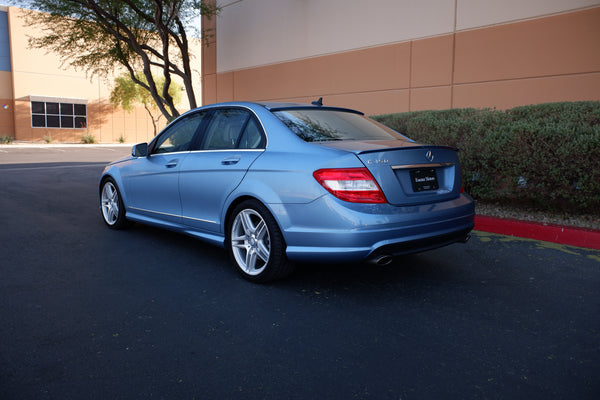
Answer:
[{"left": 14, "top": 97, "right": 115, "bottom": 143}]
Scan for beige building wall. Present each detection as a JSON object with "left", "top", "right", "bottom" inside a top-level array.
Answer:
[
  {"left": 4, "top": 6, "right": 203, "bottom": 143},
  {"left": 0, "top": 70, "right": 13, "bottom": 136},
  {"left": 203, "top": 0, "right": 600, "bottom": 115},
  {"left": 7, "top": 7, "right": 153, "bottom": 142}
]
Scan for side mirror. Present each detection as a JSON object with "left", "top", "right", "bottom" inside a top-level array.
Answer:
[{"left": 132, "top": 142, "right": 148, "bottom": 157}]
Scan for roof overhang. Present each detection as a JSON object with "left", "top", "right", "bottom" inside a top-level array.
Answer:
[{"left": 29, "top": 95, "right": 88, "bottom": 104}]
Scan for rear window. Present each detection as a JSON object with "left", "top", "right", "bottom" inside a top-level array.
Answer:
[{"left": 273, "top": 109, "right": 408, "bottom": 142}]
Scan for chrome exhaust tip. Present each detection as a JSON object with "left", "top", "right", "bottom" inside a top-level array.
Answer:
[
  {"left": 460, "top": 233, "right": 471, "bottom": 243},
  {"left": 368, "top": 254, "right": 394, "bottom": 266}
]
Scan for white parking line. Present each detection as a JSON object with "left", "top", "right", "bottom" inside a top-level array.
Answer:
[{"left": 0, "top": 164, "right": 105, "bottom": 172}]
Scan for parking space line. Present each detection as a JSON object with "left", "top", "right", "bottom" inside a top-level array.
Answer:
[{"left": 0, "top": 164, "right": 105, "bottom": 172}]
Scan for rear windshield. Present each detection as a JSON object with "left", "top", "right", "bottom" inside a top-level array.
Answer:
[{"left": 273, "top": 109, "right": 409, "bottom": 143}]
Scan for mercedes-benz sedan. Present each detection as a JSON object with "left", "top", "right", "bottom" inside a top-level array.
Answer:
[{"left": 99, "top": 101, "right": 474, "bottom": 282}]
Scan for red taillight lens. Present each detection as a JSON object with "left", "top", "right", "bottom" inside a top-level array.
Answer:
[{"left": 313, "top": 168, "right": 387, "bottom": 203}]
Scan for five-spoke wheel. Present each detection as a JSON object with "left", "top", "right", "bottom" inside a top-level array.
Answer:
[
  {"left": 231, "top": 208, "right": 271, "bottom": 276},
  {"left": 227, "top": 200, "right": 294, "bottom": 282},
  {"left": 100, "top": 178, "right": 129, "bottom": 229}
]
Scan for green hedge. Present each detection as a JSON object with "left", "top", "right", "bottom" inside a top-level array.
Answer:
[{"left": 372, "top": 101, "right": 600, "bottom": 213}]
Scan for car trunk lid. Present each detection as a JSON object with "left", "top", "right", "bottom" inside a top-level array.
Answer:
[{"left": 319, "top": 141, "right": 462, "bottom": 206}]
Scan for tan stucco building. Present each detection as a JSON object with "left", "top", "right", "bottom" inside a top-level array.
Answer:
[
  {"left": 2, "top": 2, "right": 599, "bottom": 143},
  {"left": 202, "top": 0, "right": 600, "bottom": 116}
]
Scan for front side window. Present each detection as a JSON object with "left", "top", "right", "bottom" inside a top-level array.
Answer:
[
  {"left": 153, "top": 112, "right": 207, "bottom": 154},
  {"left": 200, "top": 109, "right": 264, "bottom": 150},
  {"left": 31, "top": 100, "right": 87, "bottom": 129},
  {"left": 273, "top": 109, "right": 409, "bottom": 143}
]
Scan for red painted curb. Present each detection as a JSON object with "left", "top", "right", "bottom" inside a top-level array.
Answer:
[{"left": 474, "top": 215, "right": 600, "bottom": 250}]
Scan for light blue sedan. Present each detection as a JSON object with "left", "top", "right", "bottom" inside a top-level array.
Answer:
[{"left": 100, "top": 101, "right": 474, "bottom": 282}]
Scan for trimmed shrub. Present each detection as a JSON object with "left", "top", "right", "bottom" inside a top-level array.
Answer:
[
  {"left": 373, "top": 101, "right": 600, "bottom": 213},
  {"left": 81, "top": 134, "right": 96, "bottom": 144}
]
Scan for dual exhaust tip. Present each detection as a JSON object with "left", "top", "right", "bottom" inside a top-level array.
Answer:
[
  {"left": 368, "top": 254, "right": 394, "bottom": 266},
  {"left": 366, "top": 233, "right": 472, "bottom": 266}
]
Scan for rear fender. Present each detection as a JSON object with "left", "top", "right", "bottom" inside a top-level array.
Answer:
[
  {"left": 223, "top": 149, "right": 367, "bottom": 209},
  {"left": 220, "top": 172, "right": 309, "bottom": 231}
]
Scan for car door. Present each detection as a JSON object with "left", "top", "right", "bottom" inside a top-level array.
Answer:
[
  {"left": 179, "top": 108, "right": 266, "bottom": 233},
  {"left": 122, "top": 111, "right": 207, "bottom": 225}
]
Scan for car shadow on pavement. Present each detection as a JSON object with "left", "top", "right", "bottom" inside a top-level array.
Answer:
[{"left": 116, "top": 222, "right": 478, "bottom": 295}]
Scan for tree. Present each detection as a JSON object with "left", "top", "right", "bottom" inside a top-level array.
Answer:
[
  {"left": 25, "top": 0, "right": 218, "bottom": 120},
  {"left": 110, "top": 72, "right": 182, "bottom": 136}
]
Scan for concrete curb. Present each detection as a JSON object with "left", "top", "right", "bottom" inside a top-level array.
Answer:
[{"left": 475, "top": 215, "right": 600, "bottom": 250}]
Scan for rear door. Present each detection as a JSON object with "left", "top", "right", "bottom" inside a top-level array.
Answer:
[{"left": 179, "top": 108, "right": 266, "bottom": 232}]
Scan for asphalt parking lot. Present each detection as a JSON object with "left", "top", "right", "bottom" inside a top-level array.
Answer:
[{"left": 1, "top": 146, "right": 599, "bottom": 399}]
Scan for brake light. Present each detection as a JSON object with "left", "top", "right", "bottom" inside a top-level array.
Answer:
[{"left": 313, "top": 168, "right": 387, "bottom": 203}]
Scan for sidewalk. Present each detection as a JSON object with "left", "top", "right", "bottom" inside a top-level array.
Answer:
[{"left": 475, "top": 215, "right": 600, "bottom": 250}]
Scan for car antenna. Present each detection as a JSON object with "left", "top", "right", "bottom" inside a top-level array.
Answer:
[{"left": 311, "top": 97, "right": 323, "bottom": 106}]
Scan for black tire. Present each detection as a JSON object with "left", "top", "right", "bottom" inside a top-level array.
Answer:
[
  {"left": 100, "top": 178, "right": 131, "bottom": 230},
  {"left": 227, "top": 200, "right": 294, "bottom": 283}
]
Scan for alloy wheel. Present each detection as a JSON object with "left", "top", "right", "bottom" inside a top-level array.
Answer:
[
  {"left": 230, "top": 209, "right": 271, "bottom": 276},
  {"left": 101, "top": 181, "right": 120, "bottom": 226}
]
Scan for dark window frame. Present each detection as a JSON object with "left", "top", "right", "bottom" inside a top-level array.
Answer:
[{"left": 31, "top": 100, "right": 87, "bottom": 129}]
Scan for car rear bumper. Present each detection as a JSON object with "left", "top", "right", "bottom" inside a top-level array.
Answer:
[{"left": 271, "top": 193, "right": 475, "bottom": 262}]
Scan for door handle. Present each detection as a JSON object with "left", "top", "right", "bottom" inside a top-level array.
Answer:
[
  {"left": 221, "top": 156, "right": 240, "bottom": 165},
  {"left": 165, "top": 159, "right": 179, "bottom": 168}
]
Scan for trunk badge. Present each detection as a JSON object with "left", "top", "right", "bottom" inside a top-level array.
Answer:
[{"left": 425, "top": 150, "right": 434, "bottom": 162}]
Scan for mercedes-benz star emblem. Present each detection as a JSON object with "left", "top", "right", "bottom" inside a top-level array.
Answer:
[{"left": 425, "top": 150, "right": 434, "bottom": 162}]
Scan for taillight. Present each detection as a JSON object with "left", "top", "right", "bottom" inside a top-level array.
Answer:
[{"left": 313, "top": 168, "right": 387, "bottom": 203}]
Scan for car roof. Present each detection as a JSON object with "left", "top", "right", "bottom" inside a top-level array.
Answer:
[
  {"left": 184, "top": 101, "right": 365, "bottom": 117},
  {"left": 257, "top": 101, "right": 364, "bottom": 115}
]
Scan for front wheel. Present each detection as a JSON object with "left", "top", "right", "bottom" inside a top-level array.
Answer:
[
  {"left": 227, "top": 200, "right": 294, "bottom": 283},
  {"left": 100, "top": 178, "right": 130, "bottom": 229}
]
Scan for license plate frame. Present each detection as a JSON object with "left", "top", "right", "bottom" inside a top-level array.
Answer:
[{"left": 410, "top": 168, "right": 439, "bottom": 192}]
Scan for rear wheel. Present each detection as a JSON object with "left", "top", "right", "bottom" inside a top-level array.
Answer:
[
  {"left": 100, "top": 178, "right": 130, "bottom": 229},
  {"left": 227, "top": 200, "right": 294, "bottom": 283}
]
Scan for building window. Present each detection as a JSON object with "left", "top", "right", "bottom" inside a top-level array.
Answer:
[{"left": 31, "top": 100, "right": 87, "bottom": 129}]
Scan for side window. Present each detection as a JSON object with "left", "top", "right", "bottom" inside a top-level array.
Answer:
[
  {"left": 154, "top": 112, "right": 206, "bottom": 154},
  {"left": 201, "top": 109, "right": 252, "bottom": 150},
  {"left": 238, "top": 118, "right": 264, "bottom": 149}
]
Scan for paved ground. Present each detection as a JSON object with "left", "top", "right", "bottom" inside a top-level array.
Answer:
[{"left": 1, "top": 146, "right": 599, "bottom": 399}]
